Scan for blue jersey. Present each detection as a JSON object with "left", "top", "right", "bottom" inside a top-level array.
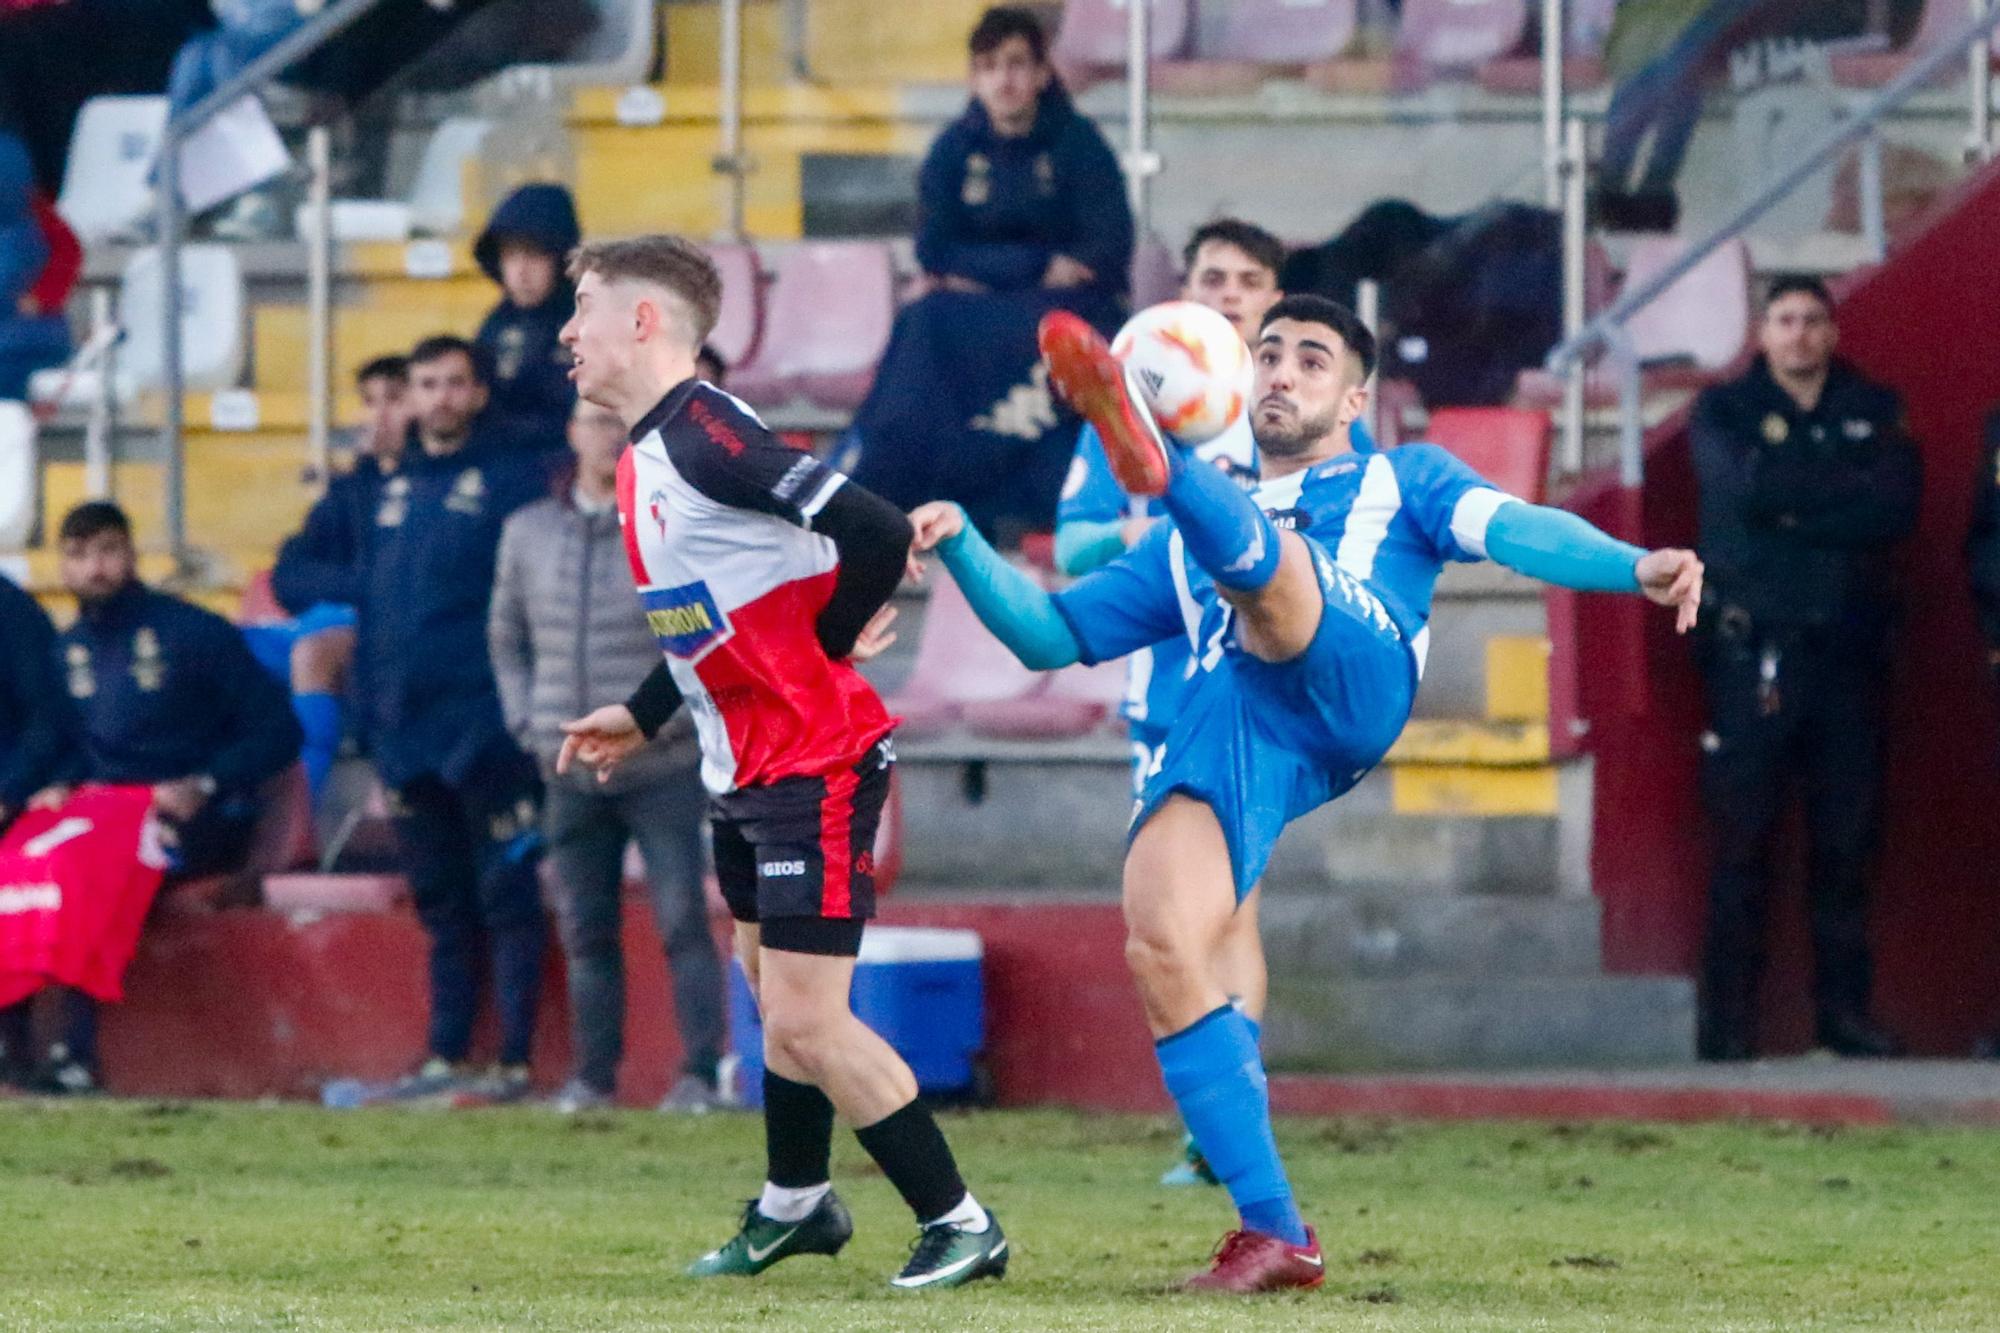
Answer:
[
  {"left": 1057, "top": 415, "right": 1258, "bottom": 736},
  {"left": 1053, "top": 440, "right": 1509, "bottom": 685}
]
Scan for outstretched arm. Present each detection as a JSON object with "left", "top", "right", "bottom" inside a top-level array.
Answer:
[
  {"left": 1481, "top": 500, "right": 1703, "bottom": 633},
  {"left": 911, "top": 503, "right": 1081, "bottom": 670}
]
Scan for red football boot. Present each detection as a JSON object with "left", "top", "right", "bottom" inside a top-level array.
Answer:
[
  {"left": 1037, "top": 310, "right": 1174, "bottom": 497},
  {"left": 1180, "top": 1227, "right": 1326, "bottom": 1293}
]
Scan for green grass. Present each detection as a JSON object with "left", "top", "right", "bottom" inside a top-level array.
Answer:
[{"left": 0, "top": 1101, "right": 1994, "bottom": 1331}]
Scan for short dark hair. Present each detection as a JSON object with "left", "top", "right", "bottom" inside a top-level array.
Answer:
[
  {"left": 58, "top": 500, "right": 132, "bottom": 546},
  {"left": 407, "top": 335, "right": 489, "bottom": 385},
  {"left": 1764, "top": 273, "right": 1834, "bottom": 315},
  {"left": 356, "top": 354, "right": 408, "bottom": 386},
  {"left": 969, "top": 6, "right": 1047, "bottom": 62},
  {"left": 567, "top": 235, "right": 722, "bottom": 347},
  {"left": 1259, "top": 294, "right": 1377, "bottom": 381},
  {"left": 696, "top": 342, "right": 728, "bottom": 384},
  {"left": 1183, "top": 219, "right": 1286, "bottom": 283}
]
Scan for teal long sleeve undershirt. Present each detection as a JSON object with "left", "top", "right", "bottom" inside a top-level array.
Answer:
[
  {"left": 1484, "top": 500, "right": 1645, "bottom": 593},
  {"left": 935, "top": 513, "right": 1082, "bottom": 670},
  {"left": 1053, "top": 517, "right": 1130, "bottom": 577}
]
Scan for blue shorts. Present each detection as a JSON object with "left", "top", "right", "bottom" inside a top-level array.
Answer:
[
  {"left": 1129, "top": 540, "right": 1417, "bottom": 901},
  {"left": 1126, "top": 722, "right": 1169, "bottom": 800},
  {"left": 240, "top": 602, "right": 358, "bottom": 683}
]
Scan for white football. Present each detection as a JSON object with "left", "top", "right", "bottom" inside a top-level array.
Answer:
[{"left": 1110, "top": 300, "right": 1253, "bottom": 445}]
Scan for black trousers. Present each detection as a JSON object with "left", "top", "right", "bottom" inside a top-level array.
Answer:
[
  {"left": 386, "top": 742, "right": 547, "bottom": 1067},
  {"left": 1697, "top": 628, "right": 1886, "bottom": 1055}
]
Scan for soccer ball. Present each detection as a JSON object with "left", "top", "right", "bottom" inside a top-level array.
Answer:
[{"left": 1110, "top": 300, "right": 1253, "bottom": 445}]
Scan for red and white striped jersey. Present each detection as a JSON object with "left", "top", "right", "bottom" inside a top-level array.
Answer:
[{"left": 616, "top": 379, "right": 895, "bottom": 794}]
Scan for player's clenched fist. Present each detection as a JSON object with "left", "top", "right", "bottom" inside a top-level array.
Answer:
[
  {"left": 557, "top": 703, "right": 648, "bottom": 782},
  {"left": 907, "top": 501, "right": 966, "bottom": 556},
  {"left": 1635, "top": 547, "right": 1704, "bottom": 635}
]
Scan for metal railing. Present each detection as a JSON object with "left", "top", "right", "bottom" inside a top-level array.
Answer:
[
  {"left": 155, "top": 0, "right": 392, "bottom": 570},
  {"left": 1542, "top": 0, "right": 2000, "bottom": 484}
]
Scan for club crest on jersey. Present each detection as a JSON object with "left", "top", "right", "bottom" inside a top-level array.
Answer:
[
  {"left": 647, "top": 488, "right": 670, "bottom": 538},
  {"left": 640, "top": 581, "right": 733, "bottom": 661}
]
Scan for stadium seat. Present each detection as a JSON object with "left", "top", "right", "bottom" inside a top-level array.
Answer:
[
  {"left": 1129, "top": 233, "right": 1182, "bottom": 309},
  {"left": 113, "top": 244, "right": 249, "bottom": 397},
  {"left": 704, "top": 242, "right": 764, "bottom": 373},
  {"left": 960, "top": 657, "right": 1126, "bottom": 740},
  {"left": 1423, "top": 406, "right": 1552, "bottom": 504},
  {"left": 1395, "top": 0, "right": 1529, "bottom": 84},
  {"left": 884, "top": 573, "right": 1042, "bottom": 737},
  {"left": 1620, "top": 235, "right": 1752, "bottom": 371},
  {"left": 57, "top": 96, "right": 168, "bottom": 243},
  {"left": 1054, "top": 0, "right": 1193, "bottom": 81},
  {"left": 405, "top": 117, "right": 493, "bottom": 236},
  {"left": 1476, "top": 0, "right": 1615, "bottom": 92},
  {"left": 1832, "top": 0, "right": 1985, "bottom": 87},
  {"left": 0, "top": 402, "right": 33, "bottom": 549},
  {"left": 733, "top": 241, "right": 895, "bottom": 411},
  {"left": 167, "top": 761, "right": 317, "bottom": 913},
  {"left": 261, "top": 872, "right": 409, "bottom": 915},
  {"left": 1154, "top": 0, "right": 1357, "bottom": 93}
]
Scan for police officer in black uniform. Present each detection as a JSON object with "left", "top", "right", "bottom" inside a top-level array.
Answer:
[
  {"left": 30, "top": 501, "right": 302, "bottom": 1091},
  {"left": 1690, "top": 274, "right": 1920, "bottom": 1061},
  {"left": 357, "top": 335, "right": 550, "bottom": 1104}
]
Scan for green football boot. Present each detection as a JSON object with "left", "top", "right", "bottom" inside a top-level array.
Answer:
[
  {"left": 1159, "top": 1132, "right": 1221, "bottom": 1187},
  {"left": 686, "top": 1192, "right": 854, "bottom": 1277},
  {"left": 889, "top": 1213, "right": 1009, "bottom": 1291}
]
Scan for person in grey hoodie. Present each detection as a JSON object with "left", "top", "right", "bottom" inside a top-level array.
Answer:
[{"left": 489, "top": 396, "right": 726, "bottom": 1113}]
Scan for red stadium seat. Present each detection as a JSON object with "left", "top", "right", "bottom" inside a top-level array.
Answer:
[
  {"left": 1129, "top": 233, "right": 1182, "bottom": 309},
  {"left": 1394, "top": 0, "right": 1529, "bottom": 85},
  {"left": 1423, "top": 406, "right": 1552, "bottom": 504},
  {"left": 1621, "top": 235, "right": 1751, "bottom": 371},
  {"left": 884, "top": 573, "right": 1042, "bottom": 737},
  {"left": 1477, "top": 0, "right": 1614, "bottom": 92},
  {"left": 703, "top": 243, "right": 764, "bottom": 373},
  {"left": 730, "top": 241, "right": 895, "bottom": 412},
  {"left": 960, "top": 657, "right": 1126, "bottom": 740},
  {"left": 1054, "top": 0, "right": 1192, "bottom": 83}
]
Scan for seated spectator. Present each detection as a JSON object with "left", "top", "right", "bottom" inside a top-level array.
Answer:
[
  {"left": 8, "top": 500, "right": 301, "bottom": 1093},
  {"left": 843, "top": 5, "right": 1133, "bottom": 544},
  {"left": 0, "top": 128, "right": 69, "bottom": 399},
  {"left": 473, "top": 182, "right": 579, "bottom": 450},
  {"left": 269, "top": 354, "right": 409, "bottom": 802},
  {"left": 489, "top": 397, "right": 725, "bottom": 1113},
  {"left": 356, "top": 334, "right": 549, "bottom": 1106}
]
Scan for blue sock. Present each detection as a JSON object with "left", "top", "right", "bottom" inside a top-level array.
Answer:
[
  {"left": 1157, "top": 1004, "right": 1307, "bottom": 1246},
  {"left": 293, "top": 691, "right": 342, "bottom": 800},
  {"left": 1159, "top": 449, "right": 1280, "bottom": 592}
]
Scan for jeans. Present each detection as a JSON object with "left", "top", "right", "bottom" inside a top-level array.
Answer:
[
  {"left": 1600, "top": 0, "right": 1769, "bottom": 195},
  {"left": 544, "top": 770, "right": 722, "bottom": 1095}
]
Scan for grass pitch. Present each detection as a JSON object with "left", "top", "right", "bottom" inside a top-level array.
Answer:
[{"left": 0, "top": 1100, "right": 1993, "bottom": 1331}]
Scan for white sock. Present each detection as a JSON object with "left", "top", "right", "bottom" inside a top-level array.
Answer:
[
  {"left": 757, "top": 1180, "right": 831, "bottom": 1223},
  {"left": 925, "top": 1192, "right": 989, "bottom": 1233}
]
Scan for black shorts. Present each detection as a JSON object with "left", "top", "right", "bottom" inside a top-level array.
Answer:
[{"left": 711, "top": 737, "right": 893, "bottom": 957}]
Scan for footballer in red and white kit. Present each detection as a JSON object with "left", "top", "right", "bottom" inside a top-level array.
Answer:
[{"left": 615, "top": 378, "right": 905, "bottom": 946}]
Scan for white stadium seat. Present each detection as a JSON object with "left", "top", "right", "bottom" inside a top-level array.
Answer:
[
  {"left": 0, "top": 401, "right": 35, "bottom": 549},
  {"left": 113, "top": 244, "right": 248, "bottom": 398},
  {"left": 57, "top": 96, "right": 169, "bottom": 244}
]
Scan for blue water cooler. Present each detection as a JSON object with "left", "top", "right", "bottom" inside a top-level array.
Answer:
[{"left": 728, "top": 926, "right": 984, "bottom": 1108}]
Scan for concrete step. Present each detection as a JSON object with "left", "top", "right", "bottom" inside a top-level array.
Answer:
[
  {"left": 895, "top": 739, "right": 1593, "bottom": 896},
  {"left": 1413, "top": 562, "right": 1546, "bottom": 720},
  {"left": 1259, "top": 893, "right": 1602, "bottom": 982},
  {"left": 1261, "top": 973, "right": 1697, "bottom": 1072}
]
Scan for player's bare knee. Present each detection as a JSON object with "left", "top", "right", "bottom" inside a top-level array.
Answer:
[
  {"left": 761, "top": 1005, "right": 838, "bottom": 1074},
  {"left": 289, "top": 627, "right": 353, "bottom": 694},
  {"left": 1124, "top": 924, "right": 1198, "bottom": 990}
]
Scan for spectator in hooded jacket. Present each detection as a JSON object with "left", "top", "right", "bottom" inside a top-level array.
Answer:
[
  {"left": 473, "top": 182, "right": 579, "bottom": 449},
  {"left": 489, "top": 397, "right": 726, "bottom": 1114},
  {"left": 842, "top": 6, "right": 1133, "bottom": 543},
  {"left": 0, "top": 128, "right": 67, "bottom": 399}
]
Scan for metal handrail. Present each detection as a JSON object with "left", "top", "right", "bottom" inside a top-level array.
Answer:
[
  {"left": 155, "top": 0, "right": 394, "bottom": 569},
  {"left": 1547, "top": 2, "right": 2000, "bottom": 379}
]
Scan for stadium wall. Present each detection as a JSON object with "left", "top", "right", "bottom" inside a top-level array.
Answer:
[{"left": 1576, "top": 155, "right": 2000, "bottom": 1056}]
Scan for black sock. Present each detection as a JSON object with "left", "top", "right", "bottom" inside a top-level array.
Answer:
[
  {"left": 854, "top": 1098, "right": 967, "bottom": 1225},
  {"left": 763, "top": 1070, "right": 835, "bottom": 1188}
]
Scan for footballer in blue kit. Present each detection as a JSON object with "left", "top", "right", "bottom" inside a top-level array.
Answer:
[{"left": 911, "top": 292, "right": 1703, "bottom": 1293}]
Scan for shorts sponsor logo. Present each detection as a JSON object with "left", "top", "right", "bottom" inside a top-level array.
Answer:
[
  {"left": 640, "top": 581, "right": 734, "bottom": 661},
  {"left": 760, "top": 859, "right": 807, "bottom": 878}
]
